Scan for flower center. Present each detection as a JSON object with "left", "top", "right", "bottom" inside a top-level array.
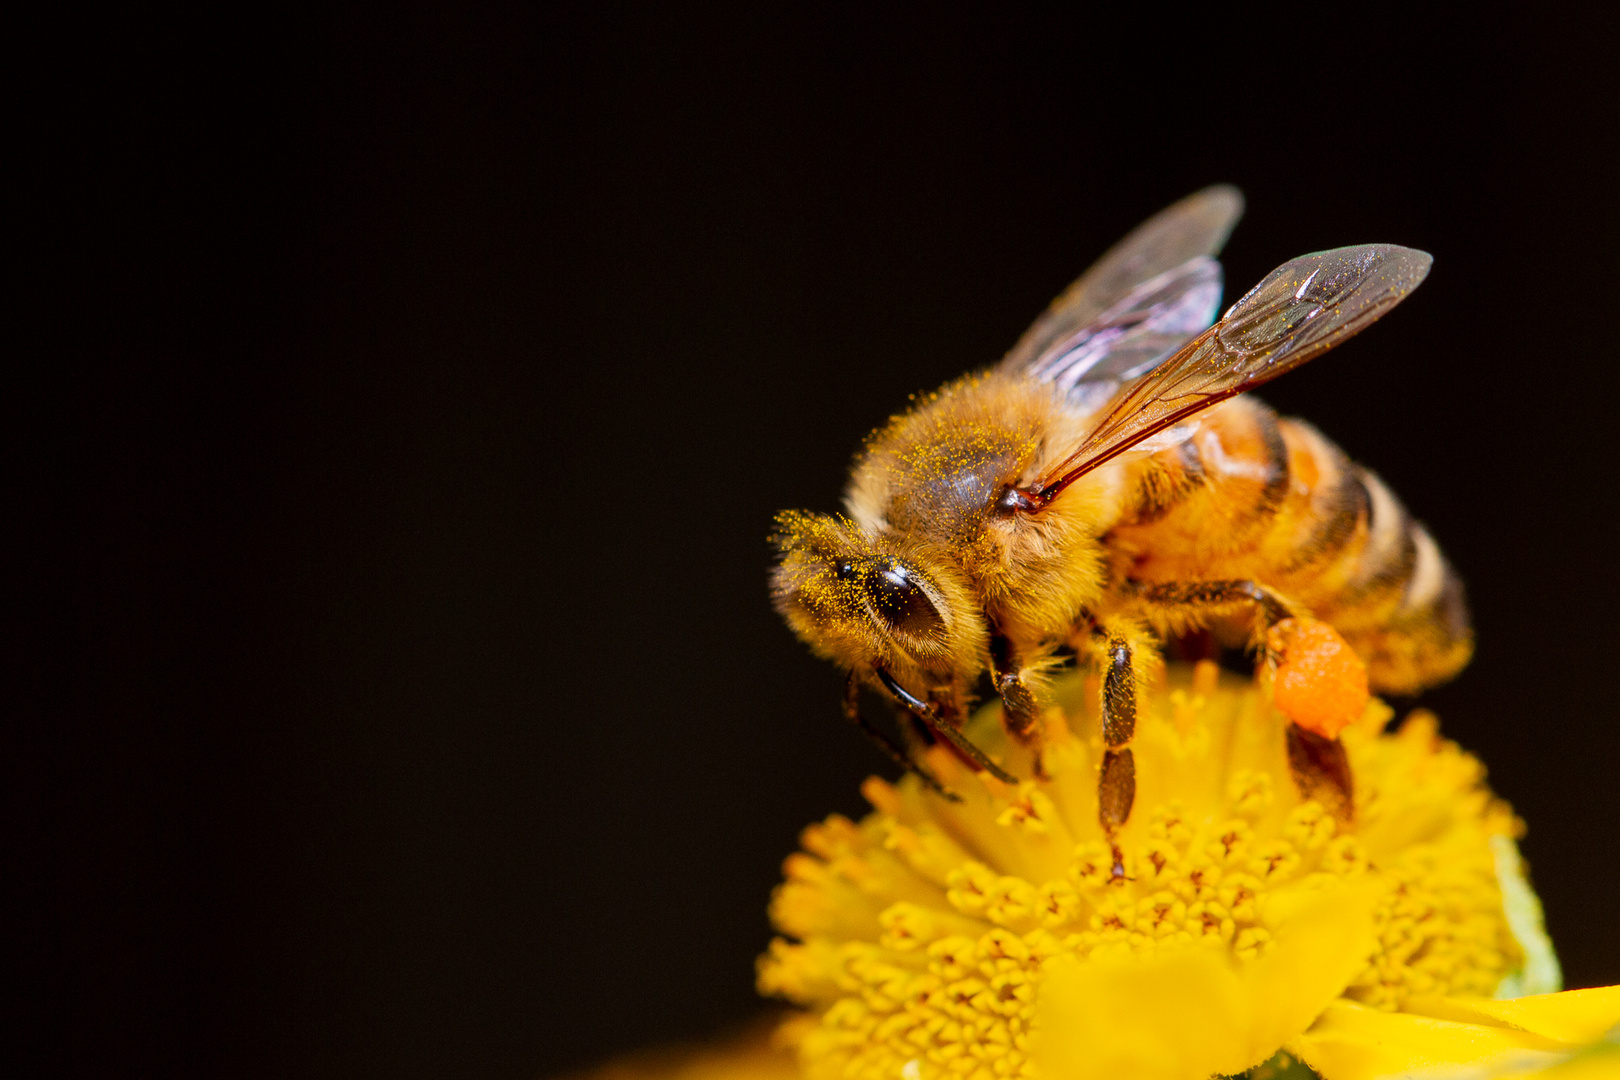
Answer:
[{"left": 758, "top": 663, "right": 1528, "bottom": 1080}]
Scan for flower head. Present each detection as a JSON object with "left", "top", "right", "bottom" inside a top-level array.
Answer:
[{"left": 757, "top": 660, "right": 1606, "bottom": 1080}]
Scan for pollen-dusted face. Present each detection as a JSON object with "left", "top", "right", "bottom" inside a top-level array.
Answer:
[{"left": 770, "top": 511, "right": 984, "bottom": 675}]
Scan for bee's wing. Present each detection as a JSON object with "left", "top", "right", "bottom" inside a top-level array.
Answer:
[
  {"left": 1011, "top": 256, "right": 1226, "bottom": 413},
  {"left": 999, "top": 184, "right": 1245, "bottom": 389},
  {"left": 1029, "top": 244, "right": 1433, "bottom": 502}
]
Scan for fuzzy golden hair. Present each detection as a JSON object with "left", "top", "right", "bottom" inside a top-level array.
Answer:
[{"left": 772, "top": 371, "right": 1128, "bottom": 688}]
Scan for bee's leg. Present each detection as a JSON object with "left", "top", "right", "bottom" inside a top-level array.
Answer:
[
  {"left": 1096, "top": 631, "right": 1138, "bottom": 882},
  {"left": 1133, "top": 579, "right": 1293, "bottom": 633},
  {"left": 1285, "top": 723, "right": 1353, "bottom": 822},
  {"left": 923, "top": 681, "right": 968, "bottom": 741},
  {"left": 844, "top": 673, "right": 960, "bottom": 801},
  {"left": 874, "top": 665, "right": 1019, "bottom": 784},
  {"left": 1132, "top": 580, "right": 1354, "bottom": 815},
  {"left": 989, "top": 632, "right": 1046, "bottom": 779},
  {"left": 1132, "top": 579, "right": 1296, "bottom": 667}
]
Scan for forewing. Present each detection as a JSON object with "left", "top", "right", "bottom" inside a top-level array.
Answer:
[
  {"left": 1031, "top": 244, "right": 1433, "bottom": 496},
  {"left": 1000, "top": 184, "right": 1244, "bottom": 375}
]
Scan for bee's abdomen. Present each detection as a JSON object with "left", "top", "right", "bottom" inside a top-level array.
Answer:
[
  {"left": 1114, "top": 396, "right": 1472, "bottom": 694},
  {"left": 1268, "top": 416, "right": 1473, "bottom": 693}
]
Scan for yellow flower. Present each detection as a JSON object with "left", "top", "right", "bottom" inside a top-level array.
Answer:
[{"left": 756, "top": 661, "right": 1620, "bottom": 1080}]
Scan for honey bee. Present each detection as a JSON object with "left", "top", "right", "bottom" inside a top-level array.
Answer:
[{"left": 771, "top": 186, "right": 1470, "bottom": 845}]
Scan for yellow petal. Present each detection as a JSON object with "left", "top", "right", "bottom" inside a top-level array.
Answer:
[
  {"left": 1036, "top": 876, "right": 1381, "bottom": 1080},
  {"left": 1290, "top": 999, "right": 1571, "bottom": 1080},
  {"left": 1405, "top": 988, "right": 1620, "bottom": 1047}
]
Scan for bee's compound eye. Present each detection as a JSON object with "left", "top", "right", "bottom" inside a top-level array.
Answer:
[{"left": 867, "top": 561, "right": 944, "bottom": 638}]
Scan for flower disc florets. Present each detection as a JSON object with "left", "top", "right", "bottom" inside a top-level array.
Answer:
[{"left": 757, "top": 662, "right": 1545, "bottom": 1080}]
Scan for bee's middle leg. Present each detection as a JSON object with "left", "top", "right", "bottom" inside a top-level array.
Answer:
[
  {"left": 1096, "top": 629, "right": 1138, "bottom": 881},
  {"left": 989, "top": 631, "right": 1046, "bottom": 778}
]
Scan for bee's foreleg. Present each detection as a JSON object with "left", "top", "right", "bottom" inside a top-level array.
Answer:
[
  {"left": 1098, "top": 632, "right": 1137, "bottom": 881},
  {"left": 989, "top": 632, "right": 1046, "bottom": 779},
  {"left": 844, "top": 673, "right": 961, "bottom": 801},
  {"left": 873, "top": 665, "right": 1018, "bottom": 784}
]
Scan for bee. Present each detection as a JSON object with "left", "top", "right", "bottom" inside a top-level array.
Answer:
[{"left": 772, "top": 186, "right": 1470, "bottom": 848}]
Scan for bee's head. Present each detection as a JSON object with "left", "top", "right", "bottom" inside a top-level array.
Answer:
[{"left": 770, "top": 511, "right": 985, "bottom": 675}]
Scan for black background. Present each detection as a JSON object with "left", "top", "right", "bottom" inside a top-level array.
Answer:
[{"left": 10, "top": 6, "right": 1620, "bottom": 1079}]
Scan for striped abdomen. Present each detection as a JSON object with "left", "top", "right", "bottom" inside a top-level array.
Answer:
[{"left": 1107, "top": 395, "right": 1472, "bottom": 694}]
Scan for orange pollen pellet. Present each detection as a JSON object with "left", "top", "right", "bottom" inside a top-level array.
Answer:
[{"left": 1268, "top": 617, "right": 1370, "bottom": 739}]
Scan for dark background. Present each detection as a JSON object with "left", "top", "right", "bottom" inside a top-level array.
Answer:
[{"left": 10, "top": 6, "right": 1619, "bottom": 1079}]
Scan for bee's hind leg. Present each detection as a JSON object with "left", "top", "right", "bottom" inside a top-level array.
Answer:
[
  {"left": 844, "top": 673, "right": 961, "bottom": 800},
  {"left": 989, "top": 632, "right": 1048, "bottom": 779},
  {"left": 1131, "top": 579, "right": 1295, "bottom": 665},
  {"left": 1131, "top": 579, "right": 1355, "bottom": 817}
]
